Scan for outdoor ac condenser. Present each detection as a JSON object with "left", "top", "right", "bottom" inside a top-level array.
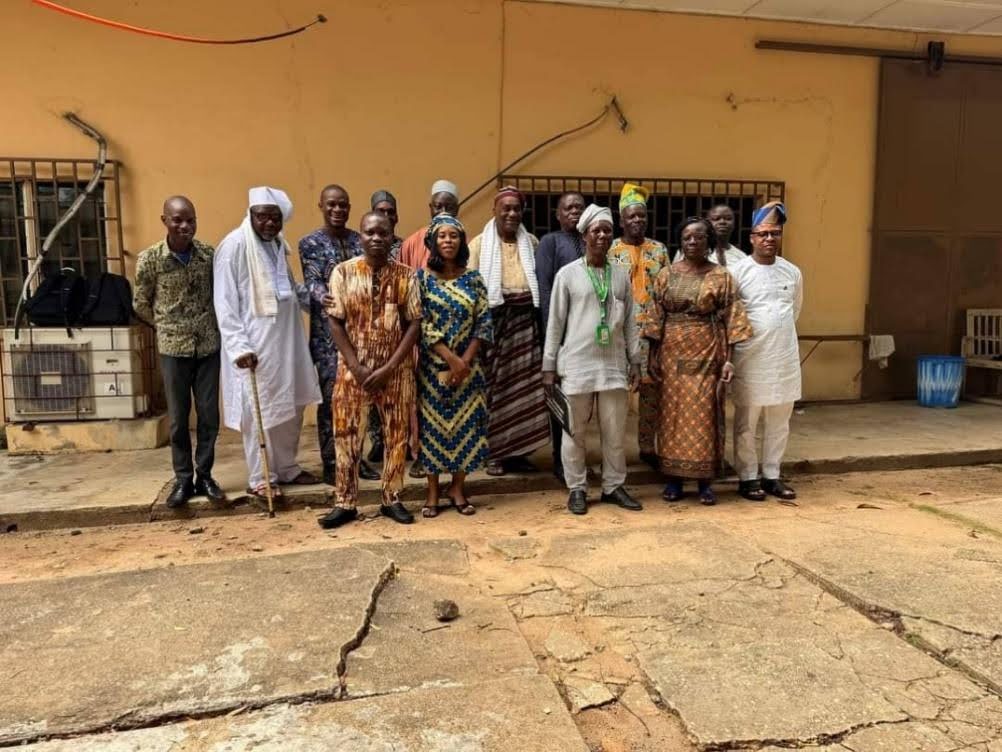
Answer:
[{"left": 1, "top": 326, "right": 149, "bottom": 422}]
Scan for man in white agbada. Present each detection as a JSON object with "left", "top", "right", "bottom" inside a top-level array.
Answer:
[
  {"left": 543, "top": 204, "right": 642, "bottom": 516},
  {"left": 729, "top": 201, "right": 803, "bottom": 502},
  {"left": 214, "top": 187, "right": 322, "bottom": 498}
]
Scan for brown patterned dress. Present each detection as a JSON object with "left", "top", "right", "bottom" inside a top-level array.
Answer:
[{"left": 644, "top": 264, "right": 753, "bottom": 479}]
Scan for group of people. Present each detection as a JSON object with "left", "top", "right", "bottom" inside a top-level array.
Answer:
[{"left": 133, "top": 177, "right": 803, "bottom": 529}]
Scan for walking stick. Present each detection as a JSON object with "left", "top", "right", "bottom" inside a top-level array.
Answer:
[{"left": 249, "top": 366, "right": 275, "bottom": 518}]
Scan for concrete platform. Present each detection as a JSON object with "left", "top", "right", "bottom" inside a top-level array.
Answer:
[
  {"left": 739, "top": 500, "right": 1002, "bottom": 695},
  {"left": 0, "top": 541, "right": 588, "bottom": 750},
  {"left": 17, "top": 676, "right": 588, "bottom": 752},
  {"left": 0, "top": 547, "right": 394, "bottom": 744},
  {"left": 1, "top": 401, "right": 1000, "bottom": 531},
  {"left": 4, "top": 413, "right": 169, "bottom": 454},
  {"left": 504, "top": 521, "right": 1002, "bottom": 750}
]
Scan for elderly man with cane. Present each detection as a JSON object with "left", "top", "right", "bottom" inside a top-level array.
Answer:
[{"left": 214, "top": 186, "right": 322, "bottom": 503}]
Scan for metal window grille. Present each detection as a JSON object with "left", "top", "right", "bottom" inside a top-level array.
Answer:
[
  {"left": 498, "top": 175, "right": 785, "bottom": 257},
  {"left": 0, "top": 157, "right": 126, "bottom": 327}
]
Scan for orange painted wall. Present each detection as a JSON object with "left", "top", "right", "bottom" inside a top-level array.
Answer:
[{"left": 4, "top": 0, "right": 1002, "bottom": 424}]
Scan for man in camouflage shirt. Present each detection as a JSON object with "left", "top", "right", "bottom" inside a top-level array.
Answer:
[{"left": 134, "top": 196, "right": 226, "bottom": 508}]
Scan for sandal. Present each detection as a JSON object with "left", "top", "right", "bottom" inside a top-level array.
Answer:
[
  {"left": 422, "top": 504, "right": 440, "bottom": 518},
  {"left": 486, "top": 460, "right": 505, "bottom": 477},
  {"left": 449, "top": 497, "right": 476, "bottom": 516},
  {"left": 698, "top": 486, "right": 717, "bottom": 506},
  {"left": 246, "top": 483, "right": 284, "bottom": 498},
  {"left": 662, "top": 478, "right": 684, "bottom": 502}
]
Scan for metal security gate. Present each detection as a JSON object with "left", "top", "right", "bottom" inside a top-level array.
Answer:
[{"left": 499, "top": 175, "right": 784, "bottom": 258}]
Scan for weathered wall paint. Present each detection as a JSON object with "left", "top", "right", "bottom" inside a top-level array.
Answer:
[{"left": 4, "top": 0, "right": 1002, "bottom": 428}]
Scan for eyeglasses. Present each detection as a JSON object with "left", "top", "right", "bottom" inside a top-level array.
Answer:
[{"left": 750, "top": 230, "right": 783, "bottom": 239}]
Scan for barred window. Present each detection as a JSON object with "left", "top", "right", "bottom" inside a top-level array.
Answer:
[
  {"left": 0, "top": 158, "right": 125, "bottom": 326},
  {"left": 499, "top": 176, "right": 785, "bottom": 258}
]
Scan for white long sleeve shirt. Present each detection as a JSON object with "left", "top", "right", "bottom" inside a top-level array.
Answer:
[
  {"left": 543, "top": 260, "right": 640, "bottom": 396},
  {"left": 729, "top": 255, "right": 804, "bottom": 406}
]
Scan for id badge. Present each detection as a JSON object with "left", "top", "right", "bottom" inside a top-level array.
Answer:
[{"left": 595, "top": 323, "right": 611, "bottom": 346}]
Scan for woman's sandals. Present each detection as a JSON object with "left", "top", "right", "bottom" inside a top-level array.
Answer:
[{"left": 450, "top": 497, "right": 476, "bottom": 515}]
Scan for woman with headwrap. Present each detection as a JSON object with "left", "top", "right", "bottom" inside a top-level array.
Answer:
[
  {"left": 608, "top": 183, "right": 671, "bottom": 469},
  {"left": 469, "top": 186, "right": 550, "bottom": 476},
  {"left": 645, "top": 217, "right": 753, "bottom": 505},
  {"left": 416, "top": 214, "right": 493, "bottom": 517}
]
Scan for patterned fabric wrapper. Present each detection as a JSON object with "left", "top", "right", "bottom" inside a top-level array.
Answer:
[{"left": 482, "top": 291, "right": 550, "bottom": 461}]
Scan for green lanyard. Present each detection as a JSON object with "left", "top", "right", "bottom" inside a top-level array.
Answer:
[{"left": 583, "top": 259, "right": 612, "bottom": 346}]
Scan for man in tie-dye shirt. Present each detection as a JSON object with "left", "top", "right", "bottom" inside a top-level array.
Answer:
[{"left": 320, "top": 212, "right": 422, "bottom": 529}]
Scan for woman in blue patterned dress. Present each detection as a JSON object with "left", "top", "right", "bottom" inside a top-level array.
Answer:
[{"left": 416, "top": 214, "right": 493, "bottom": 517}]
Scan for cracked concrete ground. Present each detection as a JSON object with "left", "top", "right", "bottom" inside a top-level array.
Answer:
[
  {"left": 500, "top": 521, "right": 1002, "bottom": 749},
  {"left": 3, "top": 465, "right": 1002, "bottom": 750}
]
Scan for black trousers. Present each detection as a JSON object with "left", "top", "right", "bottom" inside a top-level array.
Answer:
[
  {"left": 160, "top": 352, "right": 220, "bottom": 484},
  {"left": 317, "top": 365, "right": 335, "bottom": 470}
]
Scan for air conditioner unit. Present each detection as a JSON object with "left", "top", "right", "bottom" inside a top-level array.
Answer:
[{"left": 1, "top": 326, "right": 150, "bottom": 422}]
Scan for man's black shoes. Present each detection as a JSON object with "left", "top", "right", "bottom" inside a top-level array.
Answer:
[
  {"left": 601, "top": 486, "right": 643, "bottom": 511},
  {"left": 738, "top": 479, "right": 767, "bottom": 502},
  {"left": 380, "top": 502, "right": 415, "bottom": 524},
  {"left": 367, "top": 438, "right": 385, "bottom": 464},
  {"left": 194, "top": 476, "right": 227, "bottom": 503},
  {"left": 568, "top": 489, "right": 588, "bottom": 515},
  {"left": 166, "top": 480, "right": 194, "bottom": 508},
  {"left": 318, "top": 507, "right": 359, "bottom": 529},
  {"left": 762, "top": 478, "right": 797, "bottom": 500},
  {"left": 359, "top": 460, "right": 381, "bottom": 481}
]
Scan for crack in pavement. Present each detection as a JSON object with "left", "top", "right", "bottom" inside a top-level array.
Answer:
[
  {"left": 1, "top": 558, "right": 399, "bottom": 749},
  {"left": 335, "top": 559, "right": 397, "bottom": 698},
  {"left": 697, "top": 716, "right": 915, "bottom": 751},
  {"left": 768, "top": 551, "right": 1002, "bottom": 699}
]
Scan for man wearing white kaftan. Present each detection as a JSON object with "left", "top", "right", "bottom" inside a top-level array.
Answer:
[
  {"left": 730, "top": 201, "right": 802, "bottom": 501},
  {"left": 214, "top": 187, "right": 322, "bottom": 496}
]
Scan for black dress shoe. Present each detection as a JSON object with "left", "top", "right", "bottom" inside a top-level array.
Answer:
[
  {"left": 166, "top": 480, "right": 194, "bottom": 508},
  {"left": 367, "top": 439, "right": 385, "bottom": 464},
  {"left": 639, "top": 452, "right": 660, "bottom": 470},
  {"left": 194, "top": 476, "right": 227, "bottom": 503},
  {"left": 738, "top": 479, "right": 767, "bottom": 502},
  {"left": 380, "top": 502, "right": 415, "bottom": 524},
  {"left": 318, "top": 507, "right": 359, "bottom": 529},
  {"left": 762, "top": 478, "right": 797, "bottom": 500},
  {"left": 359, "top": 460, "right": 381, "bottom": 481},
  {"left": 567, "top": 489, "right": 588, "bottom": 515},
  {"left": 601, "top": 486, "right": 643, "bottom": 511}
]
